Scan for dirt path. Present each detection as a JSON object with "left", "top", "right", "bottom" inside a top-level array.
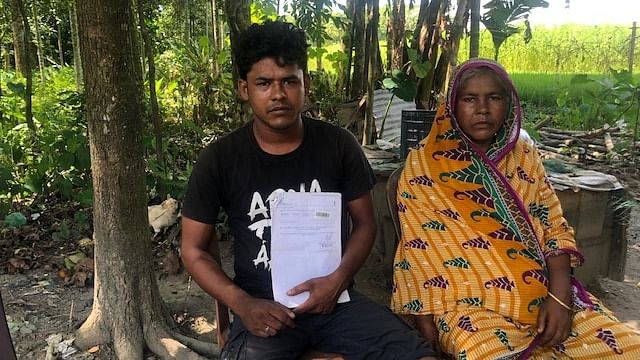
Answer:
[{"left": 3, "top": 209, "right": 640, "bottom": 359}]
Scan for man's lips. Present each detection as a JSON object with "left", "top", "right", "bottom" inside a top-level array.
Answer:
[{"left": 268, "top": 105, "right": 290, "bottom": 112}]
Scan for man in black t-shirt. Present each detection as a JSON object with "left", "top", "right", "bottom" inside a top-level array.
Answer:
[{"left": 181, "top": 21, "right": 436, "bottom": 360}]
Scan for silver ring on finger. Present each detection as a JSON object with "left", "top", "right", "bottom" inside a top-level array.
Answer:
[{"left": 265, "top": 325, "right": 270, "bottom": 333}]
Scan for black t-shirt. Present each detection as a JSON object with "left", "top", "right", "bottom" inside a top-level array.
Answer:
[{"left": 182, "top": 117, "right": 376, "bottom": 299}]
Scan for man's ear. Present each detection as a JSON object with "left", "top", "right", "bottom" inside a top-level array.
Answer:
[
  {"left": 304, "top": 73, "right": 311, "bottom": 96},
  {"left": 238, "top": 79, "right": 249, "bottom": 101}
]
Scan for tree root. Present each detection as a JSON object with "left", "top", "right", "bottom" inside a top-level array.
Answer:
[
  {"left": 75, "top": 306, "right": 110, "bottom": 350},
  {"left": 144, "top": 321, "right": 213, "bottom": 360},
  {"left": 170, "top": 329, "right": 219, "bottom": 356}
]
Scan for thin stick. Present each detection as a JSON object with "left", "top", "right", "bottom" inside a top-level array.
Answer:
[{"left": 67, "top": 299, "right": 74, "bottom": 333}]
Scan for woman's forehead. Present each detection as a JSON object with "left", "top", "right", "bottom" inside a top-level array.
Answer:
[{"left": 457, "top": 69, "right": 509, "bottom": 94}]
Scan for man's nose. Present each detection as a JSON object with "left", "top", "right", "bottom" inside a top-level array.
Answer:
[{"left": 271, "top": 82, "right": 286, "bottom": 99}]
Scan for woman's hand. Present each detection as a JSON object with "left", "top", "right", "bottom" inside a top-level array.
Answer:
[
  {"left": 536, "top": 294, "right": 572, "bottom": 347},
  {"left": 415, "top": 314, "right": 441, "bottom": 353}
]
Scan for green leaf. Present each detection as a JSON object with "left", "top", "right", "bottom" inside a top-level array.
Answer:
[
  {"left": 24, "top": 173, "right": 44, "bottom": 193},
  {"left": 570, "top": 74, "right": 590, "bottom": 84},
  {"left": 5, "top": 212, "right": 27, "bottom": 228},
  {"left": 74, "top": 190, "right": 93, "bottom": 208},
  {"left": 382, "top": 78, "right": 399, "bottom": 90},
  {"left": 198, "top": 36, "right": 209, "bottom": 52},
  {"left": 7, "top": 81, "right": 25, "bottom": 97},
  {"left": 56, "top": 178, "right": 73, "bottom": 199},
  {"left": 0, "top": 166, "right": 11, "bottom": 192},
  {"left": 59, "top": 152, "right": 75, "bottom": 169},
  {"left": 578, "top": 103, "right": 591, "bottom": 115},
  {"left": 406, "top": 48, "right": 431, "bottom": 78},
  {"left": 55, "top": 220, "right": 71, "bottom": 241},
  {"left": 412, "top": 62, "right": 431, "bottom": 79},
  {"left": 383, "top": 70, "right": 417, "bottom": 102}
]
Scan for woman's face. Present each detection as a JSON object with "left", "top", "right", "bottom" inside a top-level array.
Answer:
[{"left": 454, "top": 73, "right": 508, "bottom": 152}]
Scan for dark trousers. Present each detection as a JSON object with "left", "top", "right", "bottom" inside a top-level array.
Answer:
[{"left": 220, "top": 290, "right": 435, "bottom": 360}]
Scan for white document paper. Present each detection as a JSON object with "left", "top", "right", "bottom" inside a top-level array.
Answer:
[{"left": 270, "top": 191, "right": 350, "bottom": 308}]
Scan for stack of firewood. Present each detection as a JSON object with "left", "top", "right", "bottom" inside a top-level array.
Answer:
[{"left": 535, "top": 125, "right": 640, "bottom": 164}]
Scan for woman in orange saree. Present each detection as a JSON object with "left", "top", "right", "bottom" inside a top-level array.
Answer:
[{"left": 391, "top": 59, "right": 640, "bottom": 359}]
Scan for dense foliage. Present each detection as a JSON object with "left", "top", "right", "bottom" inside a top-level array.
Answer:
[{"left": 0, "top": 0, "right": 638, "bottom": 222}]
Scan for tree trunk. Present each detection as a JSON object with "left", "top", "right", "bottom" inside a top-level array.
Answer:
[
  {"left": 343, "top": 0, "right": 355, "bottom": 97},
  {"left": 350, "top": 0, "right": 366, "bottom": 99},
  {"left": 74, "top": 2, "right": 215, "bottom": 358},
  {"left": 372, "top": 3, "right": 383, "bottom": 81},
  {"left": 447, "top": 0, "right": 468, "bottom": 69},
  {"left": 469, "top": 0, "right": 480, "bottom": 58},
  {"left": 57, "top": 17, "right": 65, "bottom": 65},
  {"left": 211, "top": 0, "right": 218, "bottom": 48},
  {"left": 315, "top": 0, "right": 323, "bottom": 71},
  {"left": 415, "top": 0, "right": 445, "bottom": 109},
  {"left": 7, "top": 0, "right": 34, "bottom": 131},
  {"left": 31, "top": 2, "right": 46, "bottom": 82},
  {"left": 137, "top": 0, "right": 166, "bottom": 200},
  {"left": 184, "top": 0, "right": 191, "bottom": 42},
  {"left": 362, "top": 0, "right": 378, "bottom": 145},
  {"left": 389, "top": 0, "right": 405, "bottom": 71},
  {"left": 3, "top": 46, "right": 10, "bottom": 71},
  {"left": 211, "top": 0, "right": 219, "bottom": 73},
  {"left": 69, "top": 1, "right": 83, "bottom": 89},
  {"left": 440, "top": 0, "right": 469, "bottom": 95},
  {"left": 224, "top": 0, "right": 250, "bottom": 85}
]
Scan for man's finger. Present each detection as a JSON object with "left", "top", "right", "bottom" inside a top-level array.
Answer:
[
  {"left": 287, "top": 281, "right": 311, "bottom": 296},
  {"left": 270, "top": 306, "right": 296, "bottom": 327},
  {"left": 292, "top": 298, "right": 315, "bottom": 315}
]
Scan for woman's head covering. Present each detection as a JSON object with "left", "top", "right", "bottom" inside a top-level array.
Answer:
[{"left": 446, "top": 59, "right": 522, "bottom": 162}]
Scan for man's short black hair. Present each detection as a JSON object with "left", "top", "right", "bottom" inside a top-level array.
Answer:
[{"left": 236, "top": 21, "right": 309, "bottom": 80}]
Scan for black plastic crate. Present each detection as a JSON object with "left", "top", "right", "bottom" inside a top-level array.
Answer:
[{"left": 401, "top": 110, "right": 436, "bottom": 158}]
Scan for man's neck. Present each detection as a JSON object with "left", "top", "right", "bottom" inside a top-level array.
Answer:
[{"left": 252, "top": 117, "right": 304, "bottom": 155}]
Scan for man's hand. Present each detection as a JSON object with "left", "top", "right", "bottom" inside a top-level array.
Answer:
[
  {"left": 233, "top": 296, "right": 296, "bottom": 337},
  {"left": 415, "top": 315, "right": 441, "bottom": 354},
  {"left": 288, "top": 272, "right": 347, "bottom": 315},
  {"left": 536, "top": 295, "right": 572, "bottom": 347}
]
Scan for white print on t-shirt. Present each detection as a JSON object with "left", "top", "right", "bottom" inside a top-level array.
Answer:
[{"left": 248, "top": 179, "right": 322, "bottom": 270}]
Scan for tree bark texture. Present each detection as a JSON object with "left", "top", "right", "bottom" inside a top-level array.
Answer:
[
  {"left": 69, "top": 1, "right": 83, "bottom": 89},
  {"left": 31, "top": 2, "right": 46, "bottom": 82},
  {"left": 350, "top": 0, "right": 366, "bottom": 99},
  {"left": 362, "top": 0, "right": 378, "bottom": 145},
  {"left": 137, "top": 0, "right": 166, "bottom": 199},
  {"left": 74, "top": 1, "right": 214, "bottom": 358},
  {"left": 6, "top": 0, "right": 34, "bottom": 130},
  {"left": 210, "top": 0, "right": 220, "bottom": 73},
  {"left": 343, "top": 0, "right": 355, "bottom": 97},
  {"left": 57, "top": 19, "right": 65, "bottom": 65},
  {"left": 6, "top": 0, "right": 28, "bottom": 74},
  {"left": 224, "top": 0, "right": 250, "bottom": 85},
  {"left": 444, "top": 0, "right": 469, "bottom": 75},
  {"left": 414, "top": 0, "right": 446, "bottom": 109},
  {"left": 469, "top": 0, "right": 480, "bottom": 58},
  {"left": 389, "top": 0, "right": 405, "bottom": 71}
]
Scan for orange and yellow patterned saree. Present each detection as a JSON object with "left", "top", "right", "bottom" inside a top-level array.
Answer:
[{"left": 391, "top": 59, "right": 640, "bottom": 359}]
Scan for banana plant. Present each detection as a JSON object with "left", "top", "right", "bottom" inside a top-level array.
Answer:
[{"left": 481, "top": 0, "right": 549, "bottom": 60}]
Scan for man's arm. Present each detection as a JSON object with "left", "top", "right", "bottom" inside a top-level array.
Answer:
[
  {"left": 181, "top": 216, "right": 295, "bottom": 336},
  {"left": 289, "top": 191, "right": 376, "bottom": 314}
]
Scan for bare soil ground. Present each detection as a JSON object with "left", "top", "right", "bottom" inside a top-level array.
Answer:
[{"left": 2, "top": 204, "right": 640, "bottom": 359}]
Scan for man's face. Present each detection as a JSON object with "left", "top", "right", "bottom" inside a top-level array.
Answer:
[
  {"left": 454, "top": 73, "right": 508, "bottom": 152},
  {"left": 238, "top": 57, "right": 309, "bottom": 132}
]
